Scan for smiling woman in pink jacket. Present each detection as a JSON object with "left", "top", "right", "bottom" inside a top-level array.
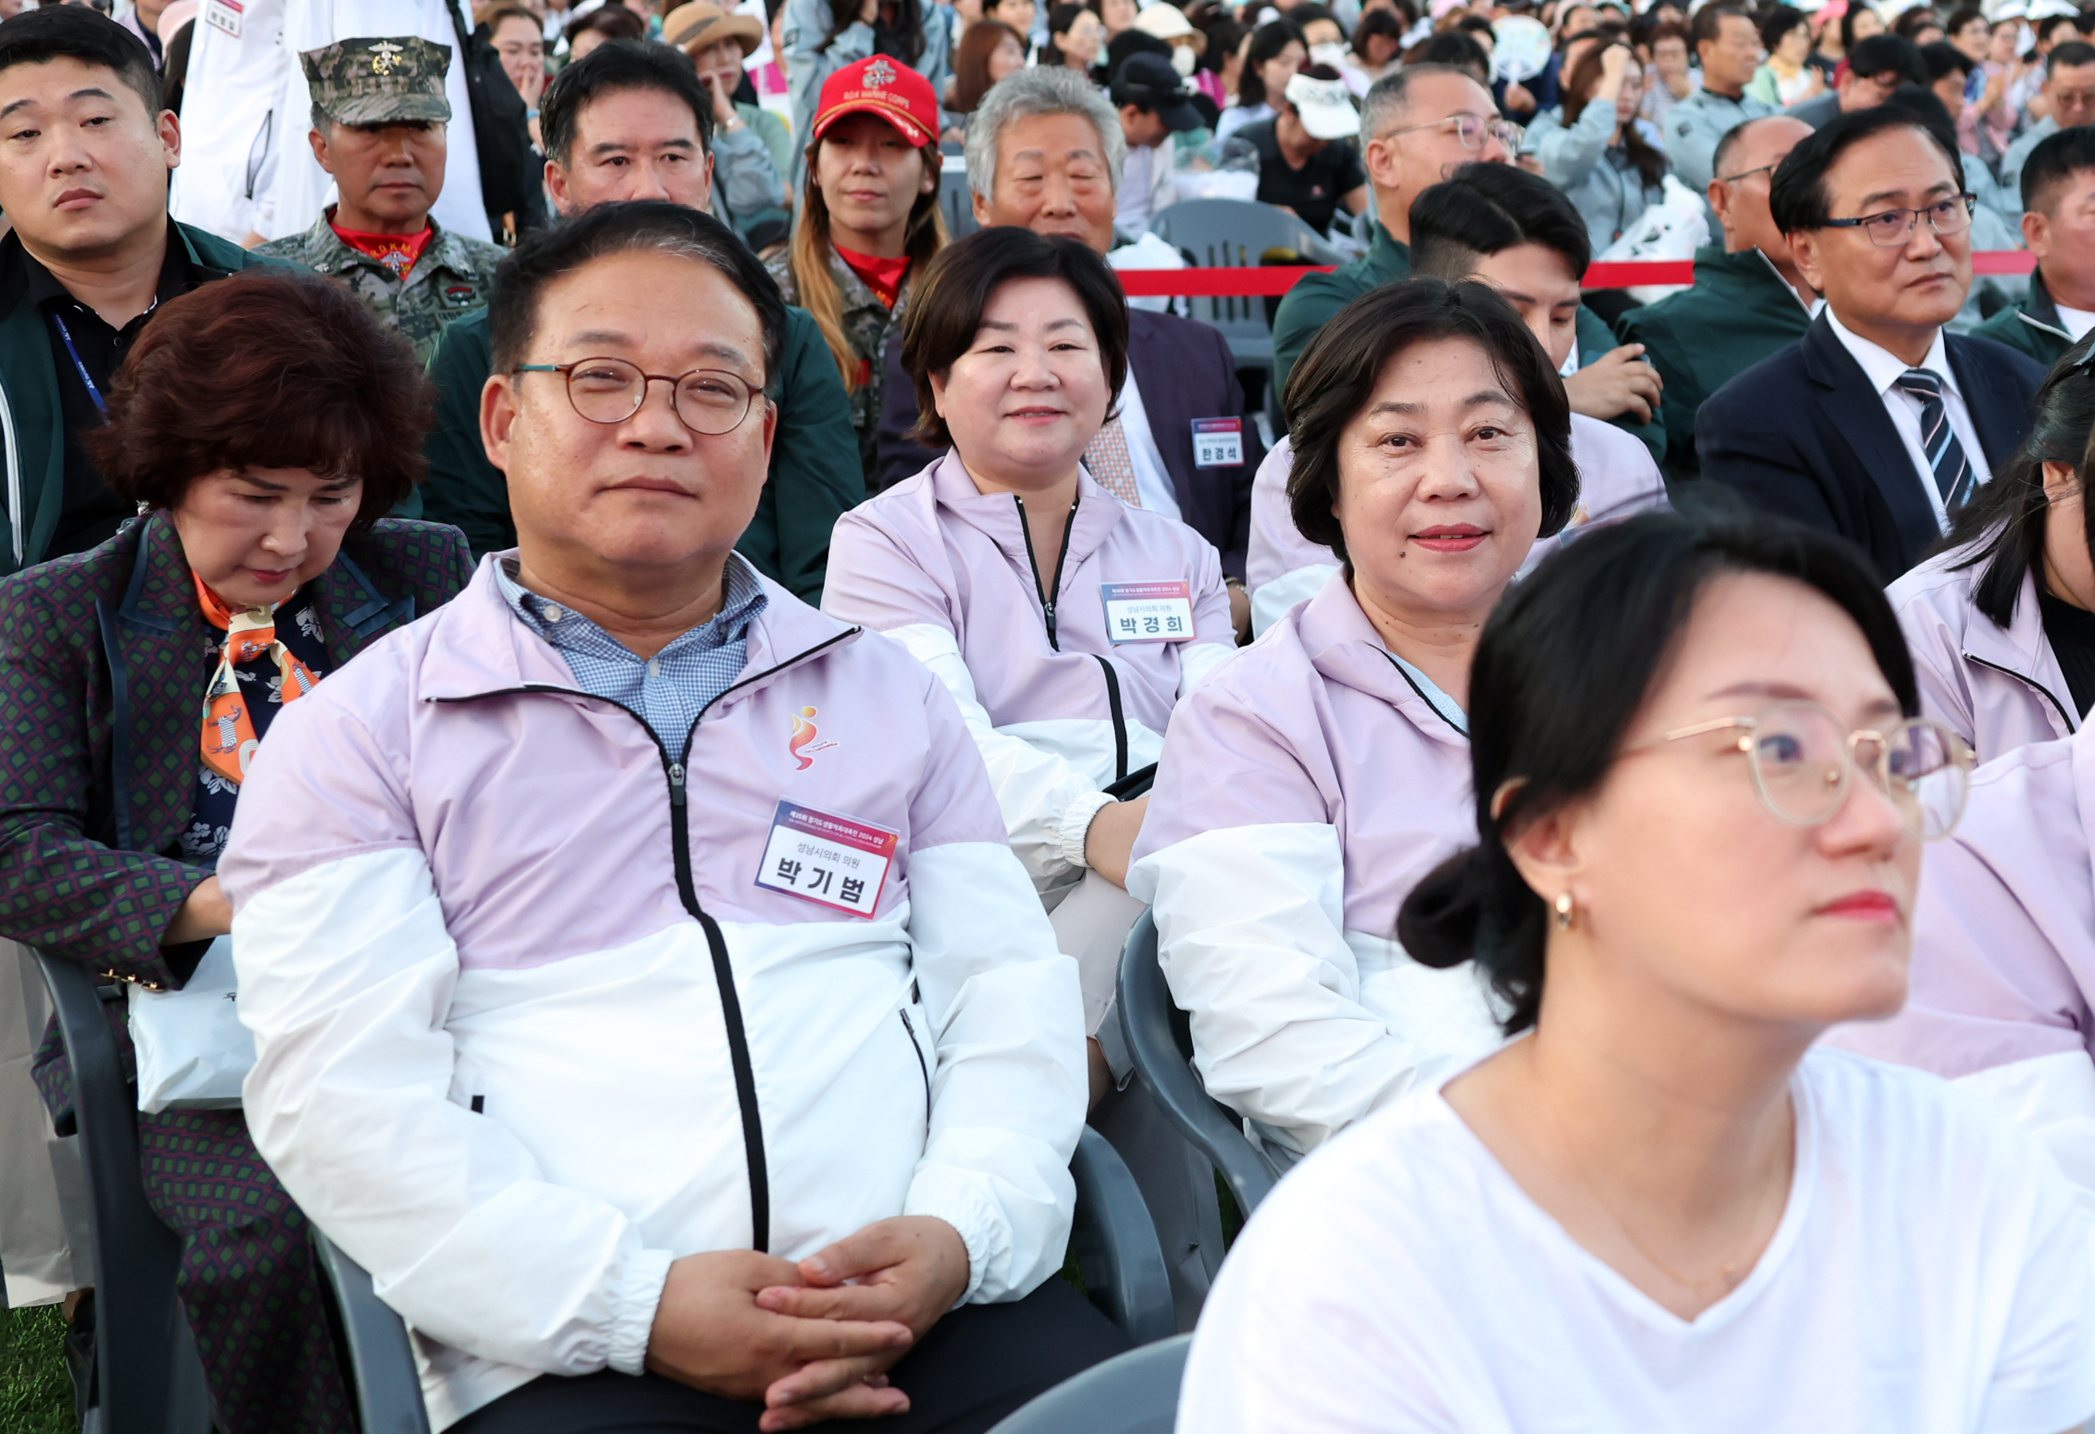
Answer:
[
  {"left": 1888, "top": 344, "right": 2095, "bottom": 763},
  {"left": 1127, "top": 278, "right": 1581, "bottom": 1158},
  {"left": 823, "top": 228, "right": 1236, "bottom": 1064}
]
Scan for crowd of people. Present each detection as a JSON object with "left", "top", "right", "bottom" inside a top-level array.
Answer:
[{"left": 5, "top": 0, "right": 2095, "bottom": 1429}]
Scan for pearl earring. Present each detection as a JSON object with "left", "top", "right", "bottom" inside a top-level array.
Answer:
[{"left": 1554, "top": 891, "right": 1575, "bottom": 931}]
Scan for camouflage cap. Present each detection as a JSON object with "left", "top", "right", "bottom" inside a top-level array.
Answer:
[{"left": 302, "top": 36, "right": 453, "bottom": 127}]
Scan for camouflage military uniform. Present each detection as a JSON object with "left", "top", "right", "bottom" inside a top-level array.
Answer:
[
  {"left": 766, "top": 245, "right": 913, "bottom": 478},
  {"left": 254, "top": 211, "right": 504, "bottom": 365}
]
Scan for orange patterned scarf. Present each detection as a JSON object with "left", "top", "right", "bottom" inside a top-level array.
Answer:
[{"left": 195, "top": 573, "right": 318, "bottom": 785}]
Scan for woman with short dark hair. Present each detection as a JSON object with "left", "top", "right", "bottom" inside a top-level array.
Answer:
[
  {"left": 823, "top": 227, "right": 1236, "bottom": 1097},
  {"left": 1130, "top": 277, "right": 1576, "bottom": 1159},
  {"left": 1889, "top": 339, "right": 2095, "bottom": 763},
  {"left": 0, "top": 269, "right": 472, "bottom": 1434},
  {"left": 1178, "top": 512, "right": 2095, "bottom": 1430}
]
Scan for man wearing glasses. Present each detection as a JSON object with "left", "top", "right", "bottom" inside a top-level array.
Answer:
[
  {"left": 1698, "top": 107, "right": 2046, "bottom": 580},
  {"left": 219, "top": 200, "right": 1121, "bottom": 1434},
  {"left": 1270, "top": 64, "right": 1516, "bottom": 396},
  {"left": 1273, "top": 63, "right": 1669, "bottom": 454},
  {"left": 1617, "top": 114, "right": 1817, "bottom": 482}
]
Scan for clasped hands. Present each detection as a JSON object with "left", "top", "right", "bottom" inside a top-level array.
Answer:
[{"left": 646, "top": 1215, "right": 971, "bottom": 1432}]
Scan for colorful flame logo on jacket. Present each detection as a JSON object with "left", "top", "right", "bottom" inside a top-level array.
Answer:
[{"left": 789, "top": 706, "right": 837, "bottom": 769}]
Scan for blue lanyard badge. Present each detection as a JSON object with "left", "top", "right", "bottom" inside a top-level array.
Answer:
[{"left": 50, "top": 311, "right": 108, "bottom": 418}]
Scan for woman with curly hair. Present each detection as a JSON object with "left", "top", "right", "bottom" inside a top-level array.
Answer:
[{"left": 0, "top": 269, "right": 472, "bottom": 1434}]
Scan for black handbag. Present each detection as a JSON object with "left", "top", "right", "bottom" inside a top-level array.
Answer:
[{"left": 443, "top": 0, "right": 548, "bottom": 241}]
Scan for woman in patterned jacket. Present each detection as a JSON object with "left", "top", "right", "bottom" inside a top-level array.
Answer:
[{"left": 0, "top": 270, "right": 473, "bottom": 1433}]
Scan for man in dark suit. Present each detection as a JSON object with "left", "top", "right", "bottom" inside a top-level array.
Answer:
[
  {"left": 875, "top": 66, "right": 1263, "bottom": 633},
  {"left": 1698, "top": 105, "right": 2046, "bottom": 579}
]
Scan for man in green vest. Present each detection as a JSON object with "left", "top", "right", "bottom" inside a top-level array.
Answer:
[
  {"left": 1271, "top": 64, "right": 1666, "bottom": 459},
  {"left": 1973, "top": 125, "right": 2095, "bottom": 368},
  {"left": 1617, "top": 113, "right": 1818, "bottom": 482},
  {"left": 0, "top": 7, "right": 280, "bottom": 574},
  {"left": 422, "top": 41, "right": 862, "bottom": 602}
]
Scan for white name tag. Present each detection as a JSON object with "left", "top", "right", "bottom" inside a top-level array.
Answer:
[
  {"left": 1191, "top": 417, "right": 1244, "bottom": 468},
  {"left": 753, "top": 801, "right": 898, "bottom": 918},
  {"left": 1102, "top": 580, "right": 1196, "bottom": 644},
  {"left": 204, "top": 0, "right": 243, "bottom": 36}
]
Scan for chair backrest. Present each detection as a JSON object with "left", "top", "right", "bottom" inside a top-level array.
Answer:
[
  {"left": 1067, "top": 1127, "right": 1177, "bottom": 1345},
  {"left": 1147, "top": 199, "right": 1341, "bottom": 372},
  {"left": 984, "top": 1333, "right": 1191, "bottom": 1434},
  {"left": 1115, "top": 914, "right": 1278, "bottom": 1217},
  {"left": 35, "top": 953, "right": 212, "bottom": 1434},
  {"left": 312, "top": 1233, "right": 431, "bottom": 1434},
  {"left": 941, "top": 157, "right": 980, "bottom": 241}
]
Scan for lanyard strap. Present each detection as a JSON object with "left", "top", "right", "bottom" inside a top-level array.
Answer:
[{"left": 49, "top": 310, "right": 108, "bottom": 418}]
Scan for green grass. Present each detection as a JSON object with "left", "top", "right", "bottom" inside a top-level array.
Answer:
[{"left": 0, "top": 1305, "right": 73, "bottom": 1434}]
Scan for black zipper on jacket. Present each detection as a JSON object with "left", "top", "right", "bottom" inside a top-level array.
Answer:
[
  {"left": 1094, "top": 656, "right": 1129, "bottom": 782},
  {"left": 1964, "top": 652, "right": 2080, "bottom": 734},
  {"left": 897, "top": 1009, "right": 932, "bottom": 1125},
  {"left": 1013, "top": 493, "right": 1079, "bottom": 651},
  {"left": 430, "top": 626, "right": 858, "bottom": 1254}
]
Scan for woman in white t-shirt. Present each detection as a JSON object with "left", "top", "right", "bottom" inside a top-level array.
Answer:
[{"left": 1179, "top": 511, "right": 2095, "bottom": 1434}]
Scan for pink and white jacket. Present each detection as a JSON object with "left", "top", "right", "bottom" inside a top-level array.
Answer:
[
  {"left": 1244, "top": 416, "right": 1670, "bottom": 635},
  {"left": 1829, "top": 722, "right": 2095, "bottom": 1208},
  {"left": 824, "top": 453, "right": 1236, "bottom": 895},
  {"left": 218, "top": 560, "right": 1085, "bottom": 1429},
  {"left": 1887, "top": 536, "right": 2078, "bottom": 764},
  {"left": 1125, "top": 572, "right": 1506, "bottom": 1157}
]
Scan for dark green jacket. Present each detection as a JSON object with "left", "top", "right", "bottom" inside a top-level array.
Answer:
[
  {"left": 1973, "top": 267, "right": 2075, "bottom": 370},
  {"left": 0, "top": 513, "right": 472, "bottom": 991},
  {"left": 422, "top": 304, "right": 865, "bottom": 604},
  {"left": 1271, "top": 221, "right": 1663, "bottom": 461},
  {"left": 0, "top": 223, "right": 276, "bottom": 576},
  {"left": 1576, "top": 305, "right": 1666, "bottom": 468},
  {"left": 1271, "top": 222, "right": 1410, "bottom": 398},
  {"left": 1615, "top": 245, "right": 1816, "bottom": 483}
]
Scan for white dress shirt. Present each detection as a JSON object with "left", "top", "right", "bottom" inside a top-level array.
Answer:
[
  {"left": 2058, "top": 303, "right": 2095, "bottom": 344},
  {"left": 1113, "top": 370, "right": 1184, "bottom": 520},
  {"left": 1825, "top": 309, "right": 1992, "bottom": 532}
]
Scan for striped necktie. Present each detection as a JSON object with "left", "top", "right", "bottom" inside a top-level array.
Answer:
[
  {"left": 1895, "top": 368, "right": 1974, "bottom": 512},
  {"left": 1083, "top": 419, "right": 1143, "bottom": 508}
]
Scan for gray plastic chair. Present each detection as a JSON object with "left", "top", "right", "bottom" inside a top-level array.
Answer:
[
  {"left": 940, "top": 159, "right": 980, "bottom": 240},
  {"left": 34, "top": 951, "right": 213, "bottom": 1434},
  {"left": 312, "top": 1128, "right": 1176, "bottom": 1433},
  {"left": 984, "top": 1332, "right": 1190, "bottom": 1434},
  {"left": 1146, "top": 199, "right": 1343, "bottom": 377},
  {"left": 1116, "top": 913, "right": 1280, "bottom": 1220},
  {"left": 312, "top": 1233, "right": 430, "bottom": 1434}
]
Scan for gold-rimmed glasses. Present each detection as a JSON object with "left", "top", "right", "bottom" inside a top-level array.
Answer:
[{"left": 1625, "top": 699, "right": 1972, "bottom": 841}]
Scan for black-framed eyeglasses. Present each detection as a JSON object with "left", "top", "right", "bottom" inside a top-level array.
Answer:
[
  {"left": 510, "top": 358, "right": 762, "bottom": 435},
  {"left": 1817, "top": 193, "right": 1976, "bottom": 248},
  {"left": 1379, "top": 113, "right": 1525, "bottom": 152}
]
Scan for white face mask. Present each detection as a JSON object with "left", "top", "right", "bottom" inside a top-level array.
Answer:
[
  {"left": 1309, "top": 41, "right": 1349, "bottom": 67},
  {"left": 1171, "top": 42, "right": 1198, "bottom": 74}
]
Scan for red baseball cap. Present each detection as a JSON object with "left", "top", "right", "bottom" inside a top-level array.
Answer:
[{"left": 811, "top": 55, "right": 939, "bottom": 148}]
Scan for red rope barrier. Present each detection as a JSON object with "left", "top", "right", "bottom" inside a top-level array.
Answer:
[{"left": 1113, "top": 251, "right": 2038, "bottom": 297}]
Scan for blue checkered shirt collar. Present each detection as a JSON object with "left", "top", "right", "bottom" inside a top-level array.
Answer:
[{"left": 493, "top": 553, "right": 769, "bottom": 753}]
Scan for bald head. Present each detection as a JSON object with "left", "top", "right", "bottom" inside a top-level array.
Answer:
[{"left": 1709, "top": 113, "right": 1812, "bottom": 270}]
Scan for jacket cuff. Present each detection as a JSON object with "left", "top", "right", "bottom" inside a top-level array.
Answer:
[
  {"left": 606, "top": 1246, "right": 675, "bottom": 1376},
  {"left": 904, "top": 1171, "right": 1001, "bottom": 1304},
  {"left": 1054, "top": 788, "right": 1117, "bottom": 872}
]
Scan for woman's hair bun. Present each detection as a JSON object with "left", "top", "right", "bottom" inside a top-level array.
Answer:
[{"left": 1397, "top": 848, "right": 1495, "bottom": 972}]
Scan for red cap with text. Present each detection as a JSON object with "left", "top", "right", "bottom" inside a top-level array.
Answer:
[{"left": 811, "top": 55, "right": 939, "bottom": 148}]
